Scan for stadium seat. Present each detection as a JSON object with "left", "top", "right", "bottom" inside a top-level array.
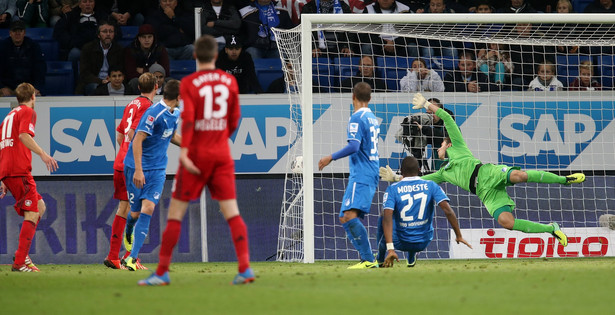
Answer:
[
  {"left": 598, "top": 55, "right": 615, "bottom": 88},
  {"left": 333, "top": 57, "right": 361, "bottom": 86},
  {"left": 0, "top": 28, "right": 7, "bottom": 40},
  {"left": 25, "top": 28, "right": 58, "bottom": 61},
  {"left": 377, "top": 56, "right": 414, "bottom": 91},
  {"left": 254, "top": 58, "right": 283, "bottom": 92},
  {"left": 556, "top": 54, "right": 592, "bottom": 87},
  {"left": 42, "top": 61, "right": 75, "bottom": 96},
  {"left": 312, "top": 57, "right": 332, "bottom": 91},
  {"left": 118, "top": 25, "right": 139, "bottom": 48},
  {"left": 573, "top": 0, "right": 594, "bottom": 12},
  {"left": 430, "top": 55, "right": 456, "bottom": 71},
  {"left": 169, "top": 60, "right": 196, "bottom": 80}
]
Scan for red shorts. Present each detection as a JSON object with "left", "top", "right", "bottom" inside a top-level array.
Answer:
[
  {"left": 113, "top": 169, "right": 128, "bottom": 201},
  {"left": 172, "top": 156, "right": 236, "bottom": 201},
  {"left": 3, "top": 175, "right": 43, "bottom": 216}
]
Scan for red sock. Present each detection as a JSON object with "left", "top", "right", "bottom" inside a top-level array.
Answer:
[
  {"left": 14, "top": 220, "right": 36, "bottom": 265},
  {"left": 227, "top": 215, "right": 250, "bottom": 273},
  {"left": 156, "top": 219, "right": 181, "bottom": 276},
  {"left": 107, "top": 215, "right": 127, "bottom": 260}
]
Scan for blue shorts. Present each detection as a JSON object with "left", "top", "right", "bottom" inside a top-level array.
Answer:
[
  {"left": 339, "top": 180, "right": 377, "bottom": 218},
  {"left": 124, "top": 166, "right": 166, "bottom": 213}
]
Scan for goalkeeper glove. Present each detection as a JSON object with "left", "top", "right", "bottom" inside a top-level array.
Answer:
[
  {"left": 379, "top": 165, "right": 402, "bottom": 182},
  {"left": 412, "top": 93, "right": 432, "bottom": 110}
]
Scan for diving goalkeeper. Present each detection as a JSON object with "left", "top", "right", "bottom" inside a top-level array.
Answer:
[{"left": 380, "top": 93, "right": 587, "bottom": 247}]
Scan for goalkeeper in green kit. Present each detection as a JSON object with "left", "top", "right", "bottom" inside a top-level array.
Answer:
[{"left": 380, "top": 93, "right": 587, "bottom": 247}]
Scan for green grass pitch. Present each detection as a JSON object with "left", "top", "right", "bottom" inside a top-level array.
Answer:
[{"left": 1, "top": 258, "right": 613, "bottom": 314}]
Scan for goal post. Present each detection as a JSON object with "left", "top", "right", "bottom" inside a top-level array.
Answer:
[{"left": 273, "top": 13, "right": 615, "bottom": 263}]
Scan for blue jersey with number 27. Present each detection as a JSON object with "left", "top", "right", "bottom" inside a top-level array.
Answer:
[
  {"left": 383, "top": 177, "right": 449, "bottom": 243},
  {"left": 347, "top": 107, "right": 379, "bottom": 184}
]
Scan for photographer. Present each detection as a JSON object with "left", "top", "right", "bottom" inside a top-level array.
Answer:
[{"left": 397, "top": 98, "right": 454, "bottom": 172}]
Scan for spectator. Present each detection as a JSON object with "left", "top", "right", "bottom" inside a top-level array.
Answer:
[
  {"left": 124, "top": 24, "right": 170, "bottom": 86},
  {"left": 555, "top": 0, "right": 573, "bottom": 12},
  {"left": 554, "top": 0, "right": 580, "bottom": 54},
  {"left": 148, "top": 62, "right": 167, "bottom": 95},
  {"left": 267, "top": 61, "right": 324, "bottom": 93},
  {"left": 216, "top": 34, "right": 262, "bottom": 94},
  {"left": 16, "top": 0, "right": 49, "bottom": 27},
  {"left": 301, "top": 0, "right": 358, "bottom": 58},
  {"left": 93, "top": 66, "right": 131, "bottom": 95},
  {"left": 415, "top": 0, "right": 458, "bottom": 59},
  {"left": 508, "top": 23, "right": 556, "bottom": 90},
  {"left": 400, "top": 57, "right": 445, "bottom": 92},
  {"left": 339, "top": 55, "right": 387, "bottom": 93},
  {"left": 361, "top": 0, "right": 417, "bottom": 57},
  {"left": 242, "top": 0, "right": 294, "bottom": 60},
  {"left": 48, "top": 0, "right": 78, "bottom": 26},
  {"left": 584, "top": 0, "right": 615, "bottom": 13},
  {"left": 475, "top": 0, "right": 494, "bottom": 12},
  {"left": 0, "top": 20, "right": 46, "bottom": 96},
  {"left": 96, "top": 0, "right": 144, "bottom": 26},
  {"left": 568, "top": 60, "right": 602, "bottom": 91},
  {"left": 496, "top": 0, "right": 537, "bottom": 13},
  {"left": 76, "top": 19, "right": 124, "bottom": 95},
  {"left": 444, "top": 49, "right": 497, "bottom": 93},
  {"left": 476, "top": 42, "right": 513, "bottom": 86},
  {"left": 528, "top": 60, "right": 563, "bottom": 91},
  {"left": 0, "top": 0, "right": 17, "bottom": 28},
  {"left": 144, "top": 0, "right": 194, "bottom": 60},
  {"left": 53, "top": 0, "right": 108, "bottom": 61},
  {"left": 200, "top": 0, "right": 241, "bottom": 50}
]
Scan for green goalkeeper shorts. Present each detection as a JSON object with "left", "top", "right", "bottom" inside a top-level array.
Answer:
[{"left": 475, "top": 164, "right": 520, "bottom": 217}]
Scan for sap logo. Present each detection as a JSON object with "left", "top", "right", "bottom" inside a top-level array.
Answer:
[
  {"left": 500, "top": 113, "right": 595, "bottom": 157},
  {"left": 231, "top": 117, "right": 296, "bottom": 160}
]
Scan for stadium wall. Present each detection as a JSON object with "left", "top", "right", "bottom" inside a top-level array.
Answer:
[{"left": 0, "top": 93, "right": 613, "bottom": 264}]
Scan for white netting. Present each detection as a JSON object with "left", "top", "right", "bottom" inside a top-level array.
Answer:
[{"left": 274, "top": 14, "right": 615, "bottom": 262}]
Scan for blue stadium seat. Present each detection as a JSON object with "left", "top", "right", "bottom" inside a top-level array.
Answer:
[
  {"left": 254, "top": 58, "right": 283, "bottom": 92},
  {"left": 312, "top": 57, "right": 332, "bottom": 91},
  {"left": 42, "top": 61, "right": 75, "bottom": 96},
  {"left": 573, "top": 0, "right": 594, "bottom": 12},
  {"left": 26, "top": 28, "right": 58, "bottom": 61},
  {"left": 377, "top": 56, "right": 414, "bottom": 91},
  {"left": 169, "top": 60, "right": 196, "bottom": 80},
  {"left": 430, "top": 55, "right": 456, "bottom": 71},
  {"left": 556, "top": 54, "right": 592, "bottom": 86},
  {"left": 118, "top": 26, "right": 139, "bottom": 48},
  {"left": 333, "top": 57, "right": 361, "bottom": 86},
  {"left": 0, "top": 28, "right": 8, "bottom": 40},
  {"left": 598, "top": 55, "right": 615, "bottom": 88}
]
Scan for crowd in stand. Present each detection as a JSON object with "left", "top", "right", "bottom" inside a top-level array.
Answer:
[{"left": 0, "top": 0, "right": 614, "bottom": 95}]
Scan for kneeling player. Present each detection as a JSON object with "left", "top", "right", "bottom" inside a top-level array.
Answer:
[{"left": 377, "top": 156, "right": 471, "bottom": 267}]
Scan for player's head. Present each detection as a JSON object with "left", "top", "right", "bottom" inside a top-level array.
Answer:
[
  {"left": 15, "top": 82, "right": 36, "bottom": 105},
  {"left": 163, "top": 79, "right": 180, "bottom": 102},
  {"left": 138, "top": 72, "right": 157, "bottom": 94},
  {"left": 194, "top": 35, "right": 218, "bottom": 64},
  {"left": 438, "top": 136, "right": 452, "bottom": 160},
  {"left": 352, "top": 82, "right": 371, "bottom": 103},
  {"left": 400, "top": 156, "right": 420, "bottom": 177}
]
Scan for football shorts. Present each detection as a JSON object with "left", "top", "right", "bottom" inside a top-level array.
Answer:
[
  {"left": 339, "top": 180, "right": 377, "bottom": 218},
  {"left": 172, "top": 156, "right": 236, "bottom": 201},
  {"left": 124, "top": 167, "right": 166, "bottom": 213},
  {"left": 3, "top": 175, "right": 43, "bottom": 216},
  {"left": 113, "top": 169, "right": 128, "bottom": 201}
]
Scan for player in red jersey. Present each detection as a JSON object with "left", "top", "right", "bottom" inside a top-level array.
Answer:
[
  {"left": 139, "top": 35, "right": 253, "bottom": 286},
  {"left": 0, "top": 83, "right": 58, "bottom": 272},
  {"left": 104, "top": 73, "right": 158, "bottom": 270}
]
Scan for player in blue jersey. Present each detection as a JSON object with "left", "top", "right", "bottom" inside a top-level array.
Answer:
[
  {"left": 318, "top": 82, "right": 381, "bottom": 269},
  {"left": 122, "top": 80, "right": 182, "bottom": 271},
  {"left": 377, "top": 156, "right": 471, "bottom": 267}
]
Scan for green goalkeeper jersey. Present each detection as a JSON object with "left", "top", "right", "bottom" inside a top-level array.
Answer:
[{"left": 421, "top": 108, "right": 481, "bottom": 192}]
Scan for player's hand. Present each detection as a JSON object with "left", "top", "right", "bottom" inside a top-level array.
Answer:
[
  {"left": 318, "top": 155, "right": 332, "bottom": 171},
  {"left": 379, "top": 165, "right": 399, "bottom": 182},
  {"left": 412, "top": 93, "right": 431, "bottom": 110},
  {"left": 41, "top": 152, "right": 58, "bottom": 172},
  {"left": 383, "top": 250, "right": 399, "bottom": 267},
  {"left": 133, "top": 169, "right": 146, "bottom": 189},
  {"left": 0, "top": 181, "right": 7, "bottom": 199},
  {"left": 180, "top": 151, "right": 201, "bottom": 175},
  {"left": 456, "top": 236, "right": 473, "bottom": 249}
]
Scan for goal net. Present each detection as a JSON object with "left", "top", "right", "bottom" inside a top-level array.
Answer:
[{"left": 273, "top": 14, "right": 615, "bottom": 263}]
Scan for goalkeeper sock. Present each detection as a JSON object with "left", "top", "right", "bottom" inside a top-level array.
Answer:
[
  {"left": 107, "top": 215, "right": 126, "bottom": 259},
  {"left": 228, "top": 215, "right": 250, "bottom": 273},
  {"left": 512, "top": 219, "right": 554, "bottom": 233},
  {"left": 526, "top": 170, "right": 566, "bottom": 184},
  {"left": 129, "top": 213, "right": 151, "bottom": 259},
  {"left": 345, "top": 218, "right": 374, "bottom": 262},
  {"left": 125, "top": 214, "right": 137, "bottom": 240},
  {"left": 14, "top": 220, "right": 36, "bottom": 265},
  {"left": 157, "top": 219, "right": 181, "bottom": 276}
]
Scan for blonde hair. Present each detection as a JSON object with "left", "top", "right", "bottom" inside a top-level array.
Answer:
[
  {"left": 579, "top": 60, "right": 593, "bottom": 75},
  {"left": 556, "top": 0, "right": 574, "bottom": 13},
  {"left": 15, "top": 83, "right": 35, "bottom": 104}
]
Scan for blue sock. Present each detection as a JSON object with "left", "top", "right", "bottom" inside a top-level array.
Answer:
[
  {"left": 344, "top": 218, "right": 374, "bottom": 262},
  {"left": 376, "top": 216, "right": 386, "bottom": 263},
  {"left": 129, "top": 213, "right": 151, "bottom": 258},
  {"left": 342, "top": 221, "right": 360, "bottom": 252},
  {"left": 125, "top": 215, "right": 137, "bottom": 240}
]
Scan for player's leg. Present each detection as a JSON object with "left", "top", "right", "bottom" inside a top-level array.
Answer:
[
  {"left": 510, "top": 169, "right": 585, "bottom": 185},
  {"left": 494, "top": 206, "right": 568, "bottom": 246},
  {"left": 396, "top": 240, "right": 429, "bottom": 268},
  {"left": 376, "top": 215, "right": 386, "bottom": 264},
  {"left": 105, "top": 170, "right": 131, "bottom": 268},
  {"left": 219, "top": 199, "right": 254, "bottom": 284},
  {"left": 5, "top": 176, "right": 41, "bottom": 272},
  {"left": 340, "top": 182, "right": 377, "bottom": 267}
]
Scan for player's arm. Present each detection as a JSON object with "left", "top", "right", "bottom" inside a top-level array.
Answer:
[
  {"left": 382, "top": 208, "right": 399, "bottom": 267},
  {"left": 171, "top": 132, "right": 181, "bottom": 146},
  {"left": 438, "top": 200, "right": 472, "bottom": 249},
  {"left": 131, "top": 131, "right": 147, "bottom": 189},
  {"left": 19, "top": 133, "right": 58, "bottom": 172},
  {"left": 0, "top": 180, "right": 6, "bottom": 199},
  {"left": 116, "top": 132, "right": 124, "bottom": 146},
  {"left": 318, "top": 140, "right": 359, "bottom": 171}
]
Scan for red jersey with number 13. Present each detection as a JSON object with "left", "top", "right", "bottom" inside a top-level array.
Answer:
[
  {"left": 0, "top": 105, "right": 37, "bottom": 178},
  {"left": 180, "top": 69, "right": 240, "bottom": 158},
  {"left": 114, "top": 96, "right": 153, "bottom": 171}
]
